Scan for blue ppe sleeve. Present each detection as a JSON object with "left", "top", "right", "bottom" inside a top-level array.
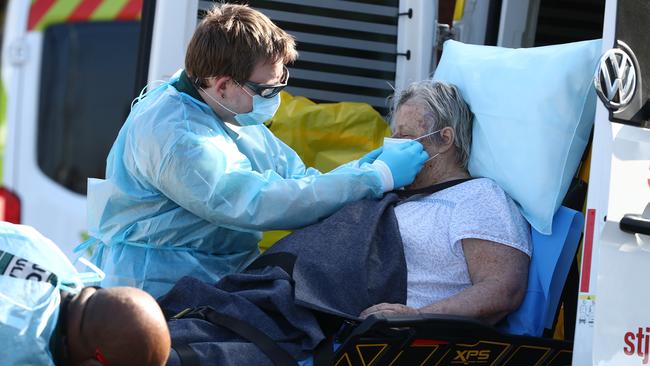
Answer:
[
  {"left": 133, "top": 126, "right": 385, "bottom": 231},
  {"left": 266, "top": 132, "right": 324, "bottom": 180}
]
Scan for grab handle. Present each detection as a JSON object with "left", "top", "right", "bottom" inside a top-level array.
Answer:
[{"left": 620, "top": 214, "right": 650, "bottom": 236}]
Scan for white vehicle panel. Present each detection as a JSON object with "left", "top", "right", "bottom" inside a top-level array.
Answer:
[
  {"left": 395, "top": 0, "right": 436, "bottom": 88},
  {"left": 592, "top": 126, "right": 650, "bottom": 366},
  {"left": 147, "top": 0, "right": 198, "bottom": 85},
  {"left": 572, "top": 1, "right": 618, "bottom": 364},
  {"left": 12, "top": 32, "right": 87, "bottom": 258}
]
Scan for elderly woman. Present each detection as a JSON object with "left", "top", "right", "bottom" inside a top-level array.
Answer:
[{"left": 361, "top": 81, "right": 531, "bottom": 325}]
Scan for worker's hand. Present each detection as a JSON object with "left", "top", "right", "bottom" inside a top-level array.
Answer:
[
  {"left": 375, "top": 141, "right": 428, "bottom": 189},
  {"left": 358, "top": 147, "right": 384, "bottom": 165},
  {"left": 360, "top": 303, "right": 420, "bottom": 319}
]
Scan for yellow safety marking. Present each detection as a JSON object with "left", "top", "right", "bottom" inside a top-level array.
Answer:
[
  {"left": 34, "top": 0, "right": 82, "bottom": 31},
  {"left": 90, "top": 0, "right": 129, "bottom": 21},
  {"left": 417, "top": 345, "right": 440, "bottom": 366},
  {"left": 355, "top": 343, "right": 388, "bottom": 366},
  {"left": 501, "top": 345, "right": 552, "bottom": 366},
  {"left": 433, "top": 348, "right": 452, "bottom": 366},
  {"left": 387, "top": 350, "right": 403, "bottom": 366},
  {"left": 579, "top": 294, "right": 596, "bottom": 301},
  {"left": 30, "top": 0, "right": 141, "bottom": 32},
  {"left": 546, "top": 350, "right": 572, "bottom": 365},
  {"left": 335, "top": 352, "right": 353, "bottom": 366}
]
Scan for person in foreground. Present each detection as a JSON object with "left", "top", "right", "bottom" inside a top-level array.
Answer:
[
  {"left": 53, "top": 286, "right": 170, "bottom": 366},
  {"left": 78, "top": 3, "right": 428, "bottom": 298},
  {"left": 360, "top": 80, "right": 531, "bottom": 324},
  {"left": 0, "top": 221, "right": 170, "bottom": 366}
]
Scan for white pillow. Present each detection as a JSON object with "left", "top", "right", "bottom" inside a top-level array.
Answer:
[{"left": 433, "top": 39, "right": 601, "bottom": 234}]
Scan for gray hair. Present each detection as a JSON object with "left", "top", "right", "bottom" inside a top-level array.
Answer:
[{"left": 389, "top": 80, "right": 474, "bottom": 168}]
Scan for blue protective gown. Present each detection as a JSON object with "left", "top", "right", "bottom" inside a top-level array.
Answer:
[
  {"left": 80, "top": 70, "right": 385, "bottom": 297},
  {"left": 0, "top": 222, "right": 88, "bottom": 366}
]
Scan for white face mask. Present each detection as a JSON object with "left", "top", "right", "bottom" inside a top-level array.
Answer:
[
  {"left": 383, "top": 129, "right": 442, "bottom": 163},
  {"left": 200, "top": 83, "right": 280, "bottom": 126}
]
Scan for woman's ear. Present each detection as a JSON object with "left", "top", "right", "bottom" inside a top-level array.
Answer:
[{"left": 438, "top": 126, "right": 456, "bottom": 153}]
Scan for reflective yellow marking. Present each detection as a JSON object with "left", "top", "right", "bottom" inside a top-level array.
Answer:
[
  {"left": 335, "top": 352, "right": 352, "bottom": 366},
  {"left": 501, "top": 345, "right": 552, "bottom": 366},
  {"left": 453, "top": 0, "right": 466, "bottom": 21},
  {"left": 355, "top": 343, "right": 388, "bottom": 366}
]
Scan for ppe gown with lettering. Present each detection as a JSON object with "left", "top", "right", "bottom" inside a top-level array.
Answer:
[
  {"left": 0, "top": 222, "right": 88, "bottom": 366},
  {"left": 81, "top": 77, "right": 385, "bottom": 297}
]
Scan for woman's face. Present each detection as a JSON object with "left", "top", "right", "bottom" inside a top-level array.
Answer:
[{"left": 393, "top": 101, "right": 439, "bottom": 158}]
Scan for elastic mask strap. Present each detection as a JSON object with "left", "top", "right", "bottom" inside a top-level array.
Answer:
[
  {"left": 424, "top": 152, "right": 440, "bottom": 163},
  {"left": 59, "top": 284, "right": 80, "bottom": 295},
  {"left": 414, "top": 129, "right": 442, "bottom": 163},
  {"left": 413, "top": 129, "right": 442, "bottom": 143},
  {"left": 71, "top": 257, "right": 106, "bottom": 287},
  {"left": 233, "top": 80, "right": 254, "bottom": 98},
  {"left": 199, "top": 86, "right": 238, "bottom": 115}
]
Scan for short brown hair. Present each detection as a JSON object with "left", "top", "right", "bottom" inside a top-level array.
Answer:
[{"left": 185, "top": 3, "right": 297, "bottom": 87}]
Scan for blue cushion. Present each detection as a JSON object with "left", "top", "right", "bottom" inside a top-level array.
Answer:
[
  {"left": 499, "top": 206, "right": 584, "bottom": 336},
  {"left": 433, "top": 40, "right": 600, "bottom": 234}
]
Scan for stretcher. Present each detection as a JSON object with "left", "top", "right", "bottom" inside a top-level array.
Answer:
[{"left": 310, "top": 189, "right": 586, "bottom": 366}]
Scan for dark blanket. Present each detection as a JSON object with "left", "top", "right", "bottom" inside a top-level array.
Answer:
[
  {"left": 261, "top": 192, "right": 407, "bottom": 317},
  {"left": 159, "top": 193, "right": 407, "bottom": 365}
]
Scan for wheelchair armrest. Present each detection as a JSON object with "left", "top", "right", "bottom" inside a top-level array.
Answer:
[{"left": 345, "top": 313, "right": 502, "bottom": 342}]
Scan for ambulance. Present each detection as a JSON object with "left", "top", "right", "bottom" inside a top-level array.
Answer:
[
  {"left": 1, "top": 0, "right": 648, "bottom": 364},
  {"left": 0, "top": 0, "right": 144, "bottom": 255}
]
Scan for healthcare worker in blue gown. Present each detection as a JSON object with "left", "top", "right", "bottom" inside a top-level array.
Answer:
[{"left": 76, "top": 4, "right": 429, "bottom": 298}]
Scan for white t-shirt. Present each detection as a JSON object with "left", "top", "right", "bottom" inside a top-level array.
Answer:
[{"left": 395, "top": 178, "right": 532, "bottom": 308}]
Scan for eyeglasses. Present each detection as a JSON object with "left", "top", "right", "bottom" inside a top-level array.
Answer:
[{"left": 241, "top": 65, "right": 290, "bottom": 99}]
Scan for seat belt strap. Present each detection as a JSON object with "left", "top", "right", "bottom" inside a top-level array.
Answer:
[
  {"left": 396, "top": 178, "right": 474, "bottom": 206},
  {"left": 173, "top": 344, "right": 201, "bottom": 366},
  {"left": 185, "top": 306, "right": 298, "bottom": 366},
  {"left": 313, "top": 333, "right": 335, "bottom": 366}
]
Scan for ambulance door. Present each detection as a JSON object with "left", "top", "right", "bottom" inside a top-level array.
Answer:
[
  {"left": 145, "top": 0, "right": 437, "bottom": 117},
  {"left": 573, "top": 0, "right": 650, "bottom": 364},
  {"left": 1, "top": 0, "right": 142, "bottom": 257}
]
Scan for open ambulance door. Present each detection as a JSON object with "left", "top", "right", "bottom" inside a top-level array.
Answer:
[
  {"left": 141, "top": 0, "right": 438, "bottom": 117},
  {"left": 573, "top": 0, "right": 650, "bottom": 365},
  {"left": 1, "top": 1, "right": 143, "bottom": 257}
]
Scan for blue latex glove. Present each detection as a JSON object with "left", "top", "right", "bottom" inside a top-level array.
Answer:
[
  {"left": 376, "top": 141, "right": 428, "bottom": 189},
  {"left": 358, "top": 147, "right": 384, "bottom": 165}
]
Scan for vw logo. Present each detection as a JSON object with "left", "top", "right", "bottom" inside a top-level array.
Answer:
[{"left": 594, "top": 47, "right": 637, "bottom": 110}]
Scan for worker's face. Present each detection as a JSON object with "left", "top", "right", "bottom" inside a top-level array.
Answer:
[{"left": 224, "top": 60, "right": 285, "bottom": 115}]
